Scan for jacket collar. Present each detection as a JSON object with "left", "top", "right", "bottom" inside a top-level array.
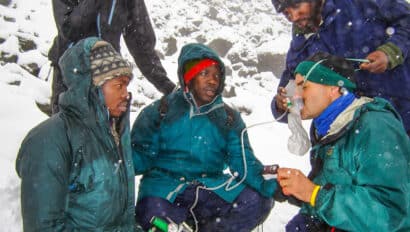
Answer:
[
  {"left": 325, "top": 97, "right": 373, "bottom": 138},
  {"left": 314, "top": 97, "right": 373, "bottom": 144},
  {"left": 183, "top": 91, "right": 224, "bottom": 117}
]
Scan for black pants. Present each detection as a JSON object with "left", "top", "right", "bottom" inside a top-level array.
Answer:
[{"left": 136, "top": 185, "right": 273, "bottom": 232}]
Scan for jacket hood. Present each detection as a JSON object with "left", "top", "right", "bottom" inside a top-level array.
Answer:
[
  {"left": 177, "top": 43, "right": 225, "bottom": 94},
  {"left": 58, "top": 37, "right": 100, "bottom": 118}
]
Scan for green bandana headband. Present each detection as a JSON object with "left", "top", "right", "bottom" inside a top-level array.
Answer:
[{"left": 295, "top": 60, "right": 357, "bottom": 91}]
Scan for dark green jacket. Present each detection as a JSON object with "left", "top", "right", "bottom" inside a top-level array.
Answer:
[
  {"left": 131, "top": 43, "right": 277, "bottom": 203},
  {"left": 302, "top": 97, "right": 410, "bottom": 231},
  {"left": 16, "top": 37, "right": 136, "bottom": 231}
]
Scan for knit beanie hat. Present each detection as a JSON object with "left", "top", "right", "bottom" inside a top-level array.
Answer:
[
  {"left": 90, "top": 41, "right": 133, "bottom": 86},
  {"left": 295, "top": 51, "right": 357, "bottom": 91},
  {"left": 272, "top": 0, "right": 317, "bottom": 12},
  {"left": 183, "top": 58, "right": 219, "bottom": 85}
]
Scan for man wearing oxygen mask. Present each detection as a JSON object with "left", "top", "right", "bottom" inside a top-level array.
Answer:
[
  {"left": 131, "top": 43, "right": 276, "bottom": 231},
  {"left": 270, "top": 0, "right": 410, "bottom": 136},
  {"left": 276, "top": 52, "right": 410, "bottom": 231}
]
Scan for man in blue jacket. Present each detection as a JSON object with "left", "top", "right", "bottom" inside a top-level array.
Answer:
[
  {"left": 16, "top": 38, "right": 139, "bottom": 231},
  {"left": 131, "top": 43, "right": 277, "bottom": 231},
  {"left": 270, "top": 0, "right": 410, "bottom": 135}
]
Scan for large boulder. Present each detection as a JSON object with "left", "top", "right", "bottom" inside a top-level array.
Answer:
[
  {"left": 208, "top": 38, "right": 233, "bottom": 57},
  {"left": 257, "top": 52, "right": 286, "bottom": 78}
]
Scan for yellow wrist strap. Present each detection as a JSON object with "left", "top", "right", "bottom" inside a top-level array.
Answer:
[{"left": 310, "top": 185, "right": 321, "bottom": 207}]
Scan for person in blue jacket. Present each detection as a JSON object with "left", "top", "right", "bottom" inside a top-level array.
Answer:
[
  {"left": 16, "top": 38, "right": 139, "bottom": 231},
  {"left": 131, "top": 43, "right": 277, "bottom": 231},
  {"left": 270, "top": 0, "right": 410, "bottom": 135}
]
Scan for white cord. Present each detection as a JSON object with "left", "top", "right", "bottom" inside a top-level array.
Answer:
[{"left": 188, "top": 110, "right": 288, "bottom": 232}]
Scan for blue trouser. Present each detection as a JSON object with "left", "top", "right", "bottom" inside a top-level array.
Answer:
[{"left": 135, "top": 185, "right": 273, "bottom": 232}]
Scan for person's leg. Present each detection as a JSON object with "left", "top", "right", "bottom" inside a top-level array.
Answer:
[
  {"left": 135, "top": 197, "right": 190, "bottom": 231},
  {"left": 194, "top": 186, "right": 273, "bottom": 232},
  {"left": 51, "top": 66, "right": 66, "bottom": 114},
  {"left": 286, "top": 213, "right": 331, "bottom": 232}
]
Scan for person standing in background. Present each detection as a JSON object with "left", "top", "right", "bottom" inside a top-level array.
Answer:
[
  {"left": 270, "top": 0, "right": 410, "bottom": 136},
  {"left": 49, "top": 0, "right": 176, "bottom": 114}
]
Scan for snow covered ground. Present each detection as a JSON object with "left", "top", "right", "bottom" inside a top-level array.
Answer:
[{"left": 0, "top": 0, "right": 311, "bottom": 231}]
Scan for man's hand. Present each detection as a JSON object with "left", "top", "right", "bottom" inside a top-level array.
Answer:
[
  {"left": 359, "top": 50, "right": 389, "bottom": 73},
  {"left": 277, "top": 168, "right": 316, "bottom": 203},
  {"left": 275, "top": 87, "right": 290, "bottom": 113}
]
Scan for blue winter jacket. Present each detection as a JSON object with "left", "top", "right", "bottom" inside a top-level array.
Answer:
[
  {"left": 16, "top": 37, "right": 136, "bottom": 231},
  {"left": 131, "top": 43, "right": 277, "bottom": 203},
  {"left": 273, "top": 0, "right": 410, "bottom": 132}
]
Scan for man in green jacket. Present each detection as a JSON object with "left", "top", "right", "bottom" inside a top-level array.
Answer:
[
  {"left": 131, "top": 43, "right": 276, "bottom": 231},
  {"left": 276, "top": 52, "right": 410, "bottom": 231},
  {"left": 16, "top": 37, "right": 139, "bottom": 231}
]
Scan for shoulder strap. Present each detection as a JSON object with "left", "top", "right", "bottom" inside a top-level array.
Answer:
[
  {"left": 224, "top": 103, "right": 235, "bottom": 128},
  {"left": 158, "top": 95, "right": 168, "bottom": 120}
]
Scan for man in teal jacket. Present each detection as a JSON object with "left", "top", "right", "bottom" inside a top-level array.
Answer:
[
  {"left": 131, "top": 43, "right": 277, "bottom": 231},
  {"left": 276, "top": 52, "right": 410, "bottom": 231},
  {"left": 16, "top": 37, "right": 138, "bottom": 231}
]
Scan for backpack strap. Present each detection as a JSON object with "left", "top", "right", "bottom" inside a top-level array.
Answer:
[
  {"left": 224, "top": 103, "right": 235, "bottom": 128},
  {"left": 158, "top": 95, "right": 168, "bottom": 120}
]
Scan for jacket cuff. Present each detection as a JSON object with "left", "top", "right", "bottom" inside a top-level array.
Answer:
[
  {"left": 377, "top": 42, "right": 404, "bottom": 70},
  {"left": 312, "top": 183, "right": 333, "bottom": 209},
  {"left": 160, "top": 81, "right": 177, "bottom": 95},
  {"left": 310, "top": 185, "right": 321, "bottom": 207},
  {"left": 262, "top": 179, "right": 278, "bottom": 198}
]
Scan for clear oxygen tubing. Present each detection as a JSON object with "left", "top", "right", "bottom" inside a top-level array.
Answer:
[{"left": 188, "top": 109, "right": 289, "bottom": 232}]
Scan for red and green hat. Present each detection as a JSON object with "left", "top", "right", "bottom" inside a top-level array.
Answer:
[{"left": 183, "top": 58, "right": 219, "bottom": 85}]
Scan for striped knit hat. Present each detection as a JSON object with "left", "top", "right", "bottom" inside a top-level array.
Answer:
[{"left": 90, "top": 41, "right": 133, "bottom": 86}]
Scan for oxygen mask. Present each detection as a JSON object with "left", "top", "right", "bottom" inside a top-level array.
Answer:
[
  {"left": 284, "top": 80, "right": 304, "bottom": 115},
  {"left": 284, "top": 80, "right": 310, "bottom": 156}
]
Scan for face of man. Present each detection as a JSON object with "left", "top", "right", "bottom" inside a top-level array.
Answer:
[
  {"left": 188, "top": 65, "right": 221, "bottom": 107},
  {"left": 102, "top": 75, "right": 131, "bottom": 118},
  {"left": 295, "top": 74, "right": 339, "bottom": 120},
  {"left": 282, "top": 2, "right": 321, "bottom": 32}
]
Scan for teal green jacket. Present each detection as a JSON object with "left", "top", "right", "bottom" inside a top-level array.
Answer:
[
  {"left": 16, "top": 37, "right": 136, "bottom": 231},
  {"left": 131, "top": 43, "right": 277, "bottom": 203},
  {"left": 302, "top": 97, "right": 410, "bottom": 231}
]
